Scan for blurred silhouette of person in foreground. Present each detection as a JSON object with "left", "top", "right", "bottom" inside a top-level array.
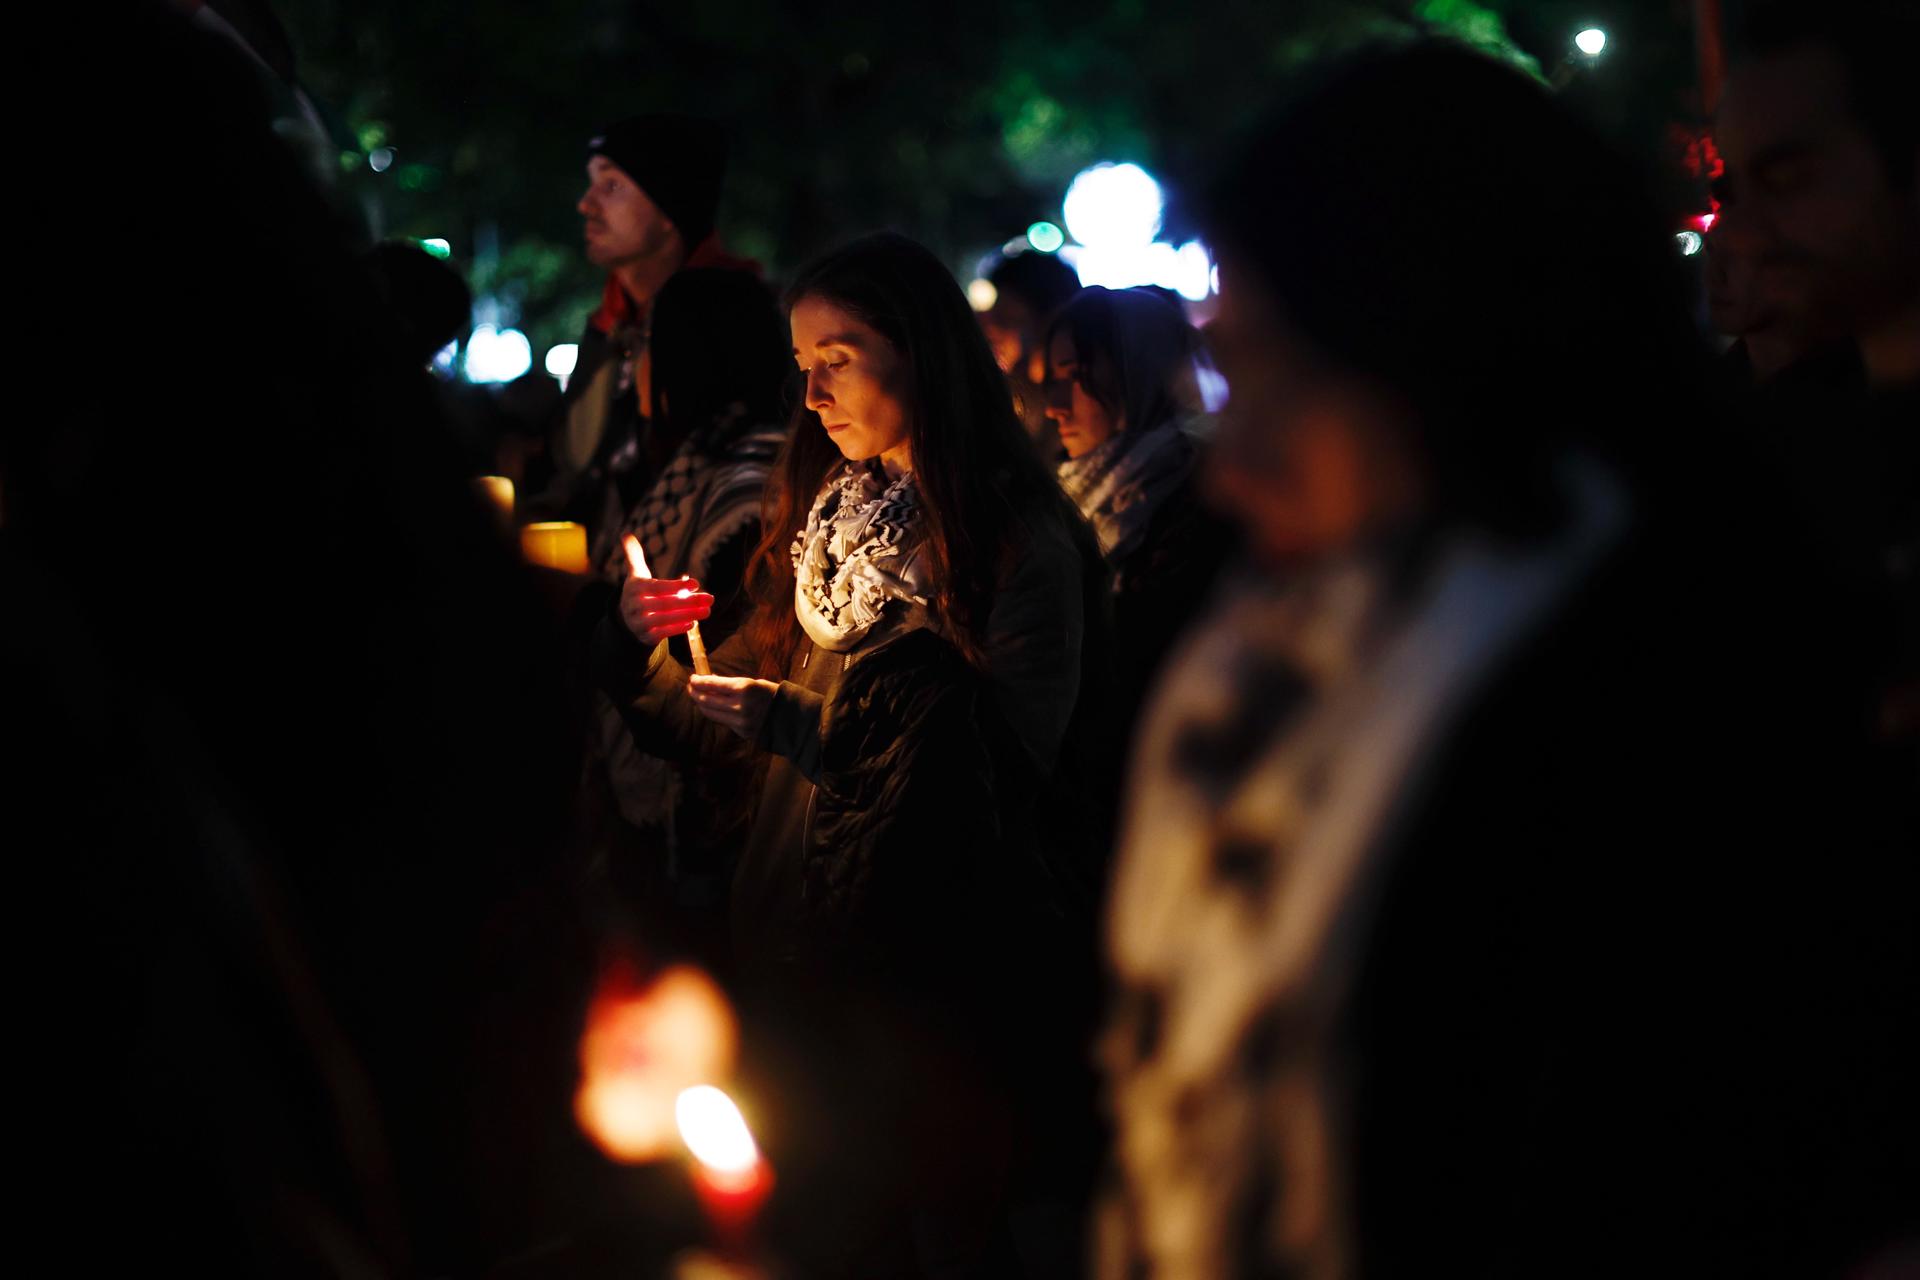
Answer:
[
  {"left": 1714, "top": 0, "right": 1919, "bottom": 753},
  {"left": 8, "top": 7, "right": 695, "bottom": 1274},
  {"left": 1098, "top": 40, "right": 1918, "bottom": 1280}
]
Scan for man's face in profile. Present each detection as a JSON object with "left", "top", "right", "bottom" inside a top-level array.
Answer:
[{"left": 1714, "top": 43, "right": 1919, "bottom": 347}]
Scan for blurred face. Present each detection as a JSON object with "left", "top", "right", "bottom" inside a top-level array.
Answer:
[
  {"left": 1203, "top": 255, "right": 1422, "bottom": 567},
  {"left": 981, "top": 295, "right": 1036, "bottom": 378},
  {"left": 1714, "top": 45, "right": 1920, "bottom": 347},
  {"left": 578, "top": 156, "right": 683, "bottom": 269},
  {"left": 1706, "top": 238, "right": 1811, "bottom": 381},
  {"left": 791, "top": 295, "right": 913, "bottom": 469},
  {"left": 1043, "top": 332, "right": 1121, "bottom": 459}
]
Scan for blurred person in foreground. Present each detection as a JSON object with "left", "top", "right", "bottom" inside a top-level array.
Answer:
[
  {"left": 1714, "top": 0, "right": 1919, "bottom": 751},
  {"left": 1098, "top": 40, "right": 1917, "bottom": 1280},
  {"left": 1043, "top": 285, "right": 1235, "bottom": 743},
  {"left": 9, "top": 5, "right": 685, "bottom": 1274},
  {"left": 1704, "top": 230, "right": 1814, "bottom": 385},
  {"left": 981, "top": 248, "right": 1082, "bottom": 459}
]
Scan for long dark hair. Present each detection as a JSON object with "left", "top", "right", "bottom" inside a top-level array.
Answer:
[
  {"left": 745, "top": 231, "right": 1077, "bottom": 675},
  {"left": 1044, "top": 285, "right": 1202, "bottom": 439}
]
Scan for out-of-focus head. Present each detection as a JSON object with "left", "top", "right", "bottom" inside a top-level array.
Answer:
[
  {"left": 578, "top": 115, "right": 729, "bottom": 270},
  {"left": 647, "top": 268, "right": 789, "bottom": 434},
  {"left": 1042, "top": 286, "right": 1201, "bottom": 460},
  {"left": 983, "top": 251, "right": 1082, "bottom": 380},
  {"left": 1205, "top": 40, "right": 1700, "bottom": 564},
  {"left": 364, "top": 242, "right": 471, "bottom": 366},
  {"left": 1714, "top": 2, "right": 1920, "bottom": 355},
  {"left": 1705, "top": 237, "right": 1814, "bottom": 382}
]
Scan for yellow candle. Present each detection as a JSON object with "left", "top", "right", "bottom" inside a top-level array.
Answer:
[
  {"left": 521, "top": 521, "right": 589, "bottom": 573},
  {"left": 473, "top": 475, "right": 514, "bottom": 519}
]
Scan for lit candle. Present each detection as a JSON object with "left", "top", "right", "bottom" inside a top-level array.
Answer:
[
  {"left": 675, "top": 1084, "right": 774, "bottom": 1254},
  {"left": 624, "top": 534, "right": 711, "bottom": 675},
  {"left": 520, "top": 520, "right": 589, "bottom": 573},
  {"left": 574, "top": 963, "right": 738, "bottom": 1165},
  {"left": 473, "top": 475, "right": 514, "bottom": 520}
]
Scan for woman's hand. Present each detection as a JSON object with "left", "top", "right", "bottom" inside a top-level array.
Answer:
[
  {"left": 687, "top": 674, "right": 779, "bottom": 741},
  {"left": 620, "top": 576, "right": 714, "bottom": 646}
]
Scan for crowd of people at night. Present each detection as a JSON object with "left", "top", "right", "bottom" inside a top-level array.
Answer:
[{"left": 11, "top": 1, "right": 1916, "bottom": 1276}]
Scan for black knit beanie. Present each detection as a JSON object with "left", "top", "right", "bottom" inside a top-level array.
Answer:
[{"left": 587, "top": 114, "right": 728, "bottom": 247}]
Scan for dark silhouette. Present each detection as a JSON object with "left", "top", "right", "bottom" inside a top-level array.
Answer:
[
  {"left": 10, "top": 8, "right": 694, "bottom": 1274},
  {"left": 1099, "top": 39, "right": 1919, "bottom": 1279}
]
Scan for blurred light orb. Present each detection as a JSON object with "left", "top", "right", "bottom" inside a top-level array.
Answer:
[
  {"left": 1069, "top": 239, "right": 1215, "bottom": 301},
  {"left": 1026, "top": 221, "right": 1066, "bottom": 253},
  {"left": 1575, "top": 28, "right": 1607, "bottom": 56},
  {"left": 967, "top": 278, "right": 999, "bottom": 312},
  {"left": 369, "top": 146, "right": 396, "bottom": 172},
  {"left": 1063, "top": 162, "right": 1164, "bottom": 249},
  {"left": 1676, "top": 230, "right": 1703, "bottom": 256},
  {"left": 430, "top": 340, "right": 458, "bottom": 376},
  {"left": 464, "top": 324, "right": 532, "bottom": 383},
  {"left": 420, "top": 237, "right": 451, "bottom": 259},
  {"left": 1173, "top": 241, "right": 1214, "bottom": 301},
  {"left": 545, "top": 342, "right": 580, "bottom": 379},
  {"left": 675, "top": 1085, "right": 759, "bottom": 1175}
]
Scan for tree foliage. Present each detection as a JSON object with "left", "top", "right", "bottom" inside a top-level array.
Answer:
[{"left": 277, "top": 0, "right": 1697, "bottom": 354}]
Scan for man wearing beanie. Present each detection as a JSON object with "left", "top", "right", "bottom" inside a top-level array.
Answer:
[{"left": 523, "top": 112, "right": 755, "bottom": 546}]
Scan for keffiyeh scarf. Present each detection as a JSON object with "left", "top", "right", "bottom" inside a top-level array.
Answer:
[
  {"left": 791, "top": 463, "right": 928, "bottom": 651},
  {"left": 1057, "top": 418, "right": 1201, "bottom": 562}
]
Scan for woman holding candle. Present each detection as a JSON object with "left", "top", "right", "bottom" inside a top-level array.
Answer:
[{"left": 596, "top": 231, "right": 1112, "bottom": 1276}]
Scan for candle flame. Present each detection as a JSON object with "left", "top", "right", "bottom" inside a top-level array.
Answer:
[
  {"left": 574, "top": 964, "right": 737, "bottom": 1163},
  {"left": 623, "top": 533, "right": 652, "bottom": 580},
  {"left": 675, "top": 1085, "right": 759, "bottom": 1175}
]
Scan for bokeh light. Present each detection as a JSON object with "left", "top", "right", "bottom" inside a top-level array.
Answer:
[
  {"left": 1575, "top": 28, "right": 1607, "bottom": 56},
  {"left": 463, "top": 323, "right": 533, "bottom": 383},
  {"left": 1026, "top": 221, "right": 1066, "bottom": 253},
  {"left": 1063, "top": 162, "right": 1164, "bottom": 249}
]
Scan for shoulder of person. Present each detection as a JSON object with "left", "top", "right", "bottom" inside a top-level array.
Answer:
[{"left": 995, "top": 485, "right": 1085, "bottom": 581}]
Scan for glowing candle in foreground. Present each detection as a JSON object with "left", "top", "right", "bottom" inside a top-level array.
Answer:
[
  {"left": 575, "top": 963, "right": 738, "bottom": 1164},
  {"left": 624, "top": 534, "right": 711, "bottom": 675},
  {"left": 521, "top": 520, "right": 588, "bottom": 573},
  {"left": 676, "top": 1085, "right": 773, "bottom": 1248}
]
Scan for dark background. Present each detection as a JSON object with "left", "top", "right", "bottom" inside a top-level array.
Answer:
[{"left": 273, "top": 0, "right": 1714, "bottom": 357}]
